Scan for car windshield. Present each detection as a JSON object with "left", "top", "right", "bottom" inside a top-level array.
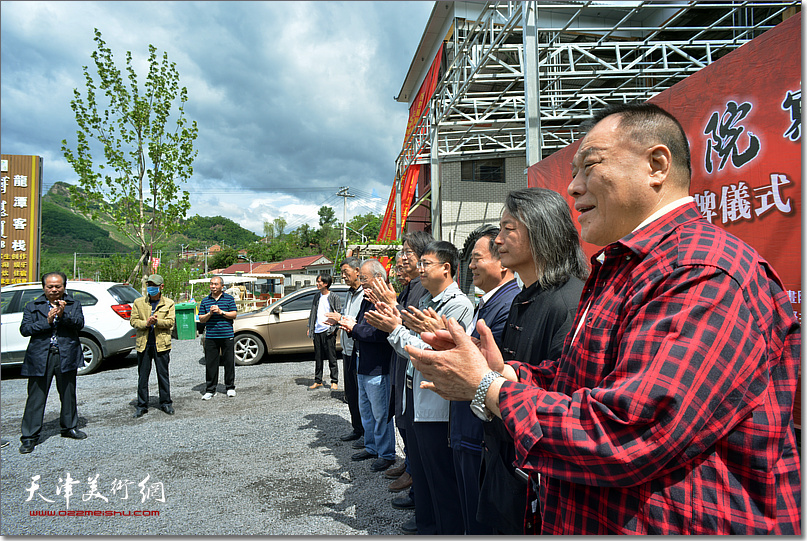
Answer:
[{"left": 108, "top": 284, "right": 141, "bottom": 304}]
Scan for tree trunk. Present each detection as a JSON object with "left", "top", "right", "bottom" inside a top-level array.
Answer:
[{"left": 126, "top": 245, "right": 150, "bottom": 286}]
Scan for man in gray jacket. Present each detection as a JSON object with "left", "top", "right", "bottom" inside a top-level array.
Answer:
[
  {"left": 365, "top": 240, "right": 473, "bottom": 535},
  {"left": 307, "top": 274, "right": 343, "bottom": 390},
  {"left": 327, "top": 258, "right": 365, "bottom": 440}
]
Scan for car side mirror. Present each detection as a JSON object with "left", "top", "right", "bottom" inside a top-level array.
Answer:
[{"left": 271, "top": 305, "right": 283, "bottom": 315}]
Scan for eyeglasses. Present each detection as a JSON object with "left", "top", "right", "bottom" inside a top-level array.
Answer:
[
  {"left": 402, "top": 250, "right": 416, "bottom": 258},
  {"left": 417, "top": 259, "right": 441, "bottom": 270}
]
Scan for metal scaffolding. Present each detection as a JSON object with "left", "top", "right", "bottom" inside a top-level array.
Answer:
[{"left": 393, "top": 0, "right": 799, "bottom": 233}]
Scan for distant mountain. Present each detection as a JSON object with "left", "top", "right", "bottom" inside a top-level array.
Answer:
[{"left": 41, "top": 182, "right": 261, "bottom": 255}]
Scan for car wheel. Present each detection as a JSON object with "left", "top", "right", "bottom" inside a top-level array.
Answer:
[
  {"left": 234, "top": 333, "right": 265, "bottom": 366},
  {"left": 77, "top": 337, "right": 102, "bottom": 376}
]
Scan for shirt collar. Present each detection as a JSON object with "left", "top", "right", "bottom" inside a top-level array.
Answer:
[
  {"left": 429, "top": 281, "right": 460, "bottom": 303},
  {"left": 481, "top": 281, "right": 507, "bottom": 303},
  {"left": 593, "top": 199, "right": 702, "bottom": 263},
  {"left": 633, "top": 196, "right": 695, "bottom": 232}
]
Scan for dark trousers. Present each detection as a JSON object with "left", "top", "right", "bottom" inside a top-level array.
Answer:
[
  {"left": 396, "top": 424, "right": 415, "bottom": 499},
  {"left": 312, "top": 331, "right": 338, "bottom": 385},
  {"left": 406, "top": 397, "right": 463, "bottom": 534},
  {"left": 454, "top": 449, "right": 495, "bottom": 535},
  {"left": 204, "top": 337, "right": 235, "bottom": 393},
  {"left": 137, "top": 345, "right": 172, "bottom": 408},
  {"left": 21, "top": 350, "right": 78, "bottom": 443},
  {"left": 342, "top": 351, "right": 363, "bottom": 434}
]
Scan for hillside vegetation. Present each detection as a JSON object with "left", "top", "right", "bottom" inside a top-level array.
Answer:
[{"left": 41, "top": 182, "right": 259, "bottom": 255}]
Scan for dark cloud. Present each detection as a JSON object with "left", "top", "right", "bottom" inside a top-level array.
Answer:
[{"left": 1, "top": 1, "right": 433, "bottom": 233}]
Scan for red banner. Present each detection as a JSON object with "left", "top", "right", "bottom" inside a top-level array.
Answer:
[
  {"left": 528, "top": 13, "right": 801, "bottom": 321},
  {"left": 404, "top": 43, "right": 444, "bottom": 146},
  {"left": 378, "top": 44, "right": 444, "bottom": 242},
  {"left": 377, "top": 184, "right": 398, "bottom": 243},
  {"left": 398, "top": 165, "right": 421, "bottom": 233}
]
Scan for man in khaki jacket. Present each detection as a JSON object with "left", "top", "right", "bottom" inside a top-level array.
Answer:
[{"left": 130, "top": 274, "right": 176, "bottom": 417}]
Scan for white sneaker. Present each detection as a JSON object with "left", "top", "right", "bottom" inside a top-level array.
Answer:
[
  {"left": 227, "top": 389, "right": 236, "bottom": 397},
  {"left": 202, "top": 392, "right": 215, "bottom": 400}
]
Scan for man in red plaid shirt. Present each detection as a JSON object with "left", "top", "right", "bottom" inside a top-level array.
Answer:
[{"left": 408, "top": 103, "right": 801, "bottom": 534}]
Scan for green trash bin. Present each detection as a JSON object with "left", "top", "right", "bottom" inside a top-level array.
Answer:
[{"left": 175, "top": 302, "right": 198, "bottom": 340}]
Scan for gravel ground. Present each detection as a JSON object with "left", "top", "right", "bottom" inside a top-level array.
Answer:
[{"left": 1, "top": 339, "right": 412, "bottom": 535}]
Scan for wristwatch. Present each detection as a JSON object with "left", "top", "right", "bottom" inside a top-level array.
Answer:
[{"left": 470, "top": 370, "right": 502, "bottom": 422}]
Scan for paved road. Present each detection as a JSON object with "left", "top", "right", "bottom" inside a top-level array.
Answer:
[{"left": 1, "top": 339, "right": 411, "bottom": 535}]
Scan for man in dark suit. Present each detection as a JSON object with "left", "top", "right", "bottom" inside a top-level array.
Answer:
[{"left": 19, "top": 272, "right": 87, "bottom": 454}]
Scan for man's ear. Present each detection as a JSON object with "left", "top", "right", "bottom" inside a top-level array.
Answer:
[{"left": 648, "top": 144, "right": 672, "bottom": 187}]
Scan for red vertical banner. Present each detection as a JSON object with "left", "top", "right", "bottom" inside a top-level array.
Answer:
[
  {"left": 528, "top": 13, "right": 801, "bottom": 424},
  {"left": 404, "top": 44, "right": 444, "bottom": 146},
  {"left": 378, "top": 44, "right": 444, "bottom": 242},
  {"left": 398, "top": 165, "right": 421, "bottom": 235},
  {"left": 377, "top": 185, "right": 398, "bottom": 243}
]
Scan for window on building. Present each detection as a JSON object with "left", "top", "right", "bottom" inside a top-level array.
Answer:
[{"left": 461, "top": 158, "right": 505, "bottom": 183}]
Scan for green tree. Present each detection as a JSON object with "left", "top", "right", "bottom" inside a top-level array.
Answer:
[
  {"left": 318, "top": 206, "right": 337, "bottom": 228},
  {"left": 272, "top": 216, "right": 287, "bottom": 239},
  {"left": 262, "top": 220, "right": 274, "bottom": 243},
  {"left": 61, "top": 28, "right": 198, "bottom": 286},
  {"left": 315, "top": 206, "right": 340, "bottom": 260},
  {"left": 346, "top": 212, "right": 382, "bottom": 243},
  {"left": 296, "top": 224, "right": 316, "bottom": 250},
  {"left": 97, "top": 253, "right": 141, "bottom": 284},
  {"left": 209, "top": 247, "right": 238, "bottom": 270}
]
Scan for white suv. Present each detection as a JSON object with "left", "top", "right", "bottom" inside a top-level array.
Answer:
[{"left": 1, "top": 280, "right": 141, "bottom": 375}]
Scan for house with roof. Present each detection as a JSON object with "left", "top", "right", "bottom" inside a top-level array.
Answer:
[
  {"left": 261, "top": 255, "right": 334, "bottom": 292},
  {"left": 219, "top": 254, "right": 334, "bottom": 294}
]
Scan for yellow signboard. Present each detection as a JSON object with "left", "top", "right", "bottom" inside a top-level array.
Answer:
[{"left": 1, "top": 155, "right": 42, "bottom": 286}]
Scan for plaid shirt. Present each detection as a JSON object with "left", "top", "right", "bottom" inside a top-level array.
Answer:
[{"left": 498, "top": 202, "right": 801, "bottom": 534}]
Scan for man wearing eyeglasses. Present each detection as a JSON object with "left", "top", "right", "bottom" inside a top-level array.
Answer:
[
  {"left": 364, "top": 231, "right": 432, "bottom": 533},
  {"left": 365, "top": 240, "right": 473, "bottom": 535}
]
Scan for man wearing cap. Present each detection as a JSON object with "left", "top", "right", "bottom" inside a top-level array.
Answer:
[{"left": 131, "top": 274, "right": 176, "bottom": 417}]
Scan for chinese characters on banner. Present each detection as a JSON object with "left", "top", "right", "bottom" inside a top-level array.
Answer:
[
  {"left": 1, "top": 155, "right": 42, "bottom": 286},
  {"left": 527, "top": 12, "right": 801, "bottom": 424}
]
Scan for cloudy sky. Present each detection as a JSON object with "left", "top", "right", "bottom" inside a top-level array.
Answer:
[{"left": 1, "top": 1, "right": 435, "bottom": 236}]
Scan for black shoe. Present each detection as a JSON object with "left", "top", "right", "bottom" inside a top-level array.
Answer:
[
  {"left": 339, "top": 430, "right": 362, "bottom": 442},
  {"left": 1, "top": 439, "right": 10, "bottom": 449},
  {"left": 19, "top": 440, "right": 36, "bottom": 454},
  {"left": 391, "top": 493, "right": 416, "bottom": 510},
  {"left": 370, "top": 458, "right": 396, "bottom": 472},
  {"left": 133, "top": 408, "right": 147, "bottom": 418},
  {"left": 61, "top": 428, "right": 87, "bottom": 440},
  {"left": 400, "top": 515, "right": 418, "bottom": 534},
  {"left": 351, "top": 449, "right": 377, "bottom": 461},
  {"left": 160, "top": 404, "right": 175, "bottom": 415},
  {"left": 351, "top": 439, "right": 365, "bottom": 449}
]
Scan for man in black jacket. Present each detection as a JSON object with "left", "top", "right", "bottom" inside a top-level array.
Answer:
[
  {"left": 476, "top": 189, "right": 588, "bottom": 533},
  {"left": 364, "top": 230, "right": 432, "bottom": 534},
  {"left": 19, "top": 272, "right": 87, "bottom": 454}
]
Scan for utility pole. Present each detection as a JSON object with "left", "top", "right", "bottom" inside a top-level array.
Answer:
[{"left": 336, "top": 186, "right": 354, "bottom": 255}]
